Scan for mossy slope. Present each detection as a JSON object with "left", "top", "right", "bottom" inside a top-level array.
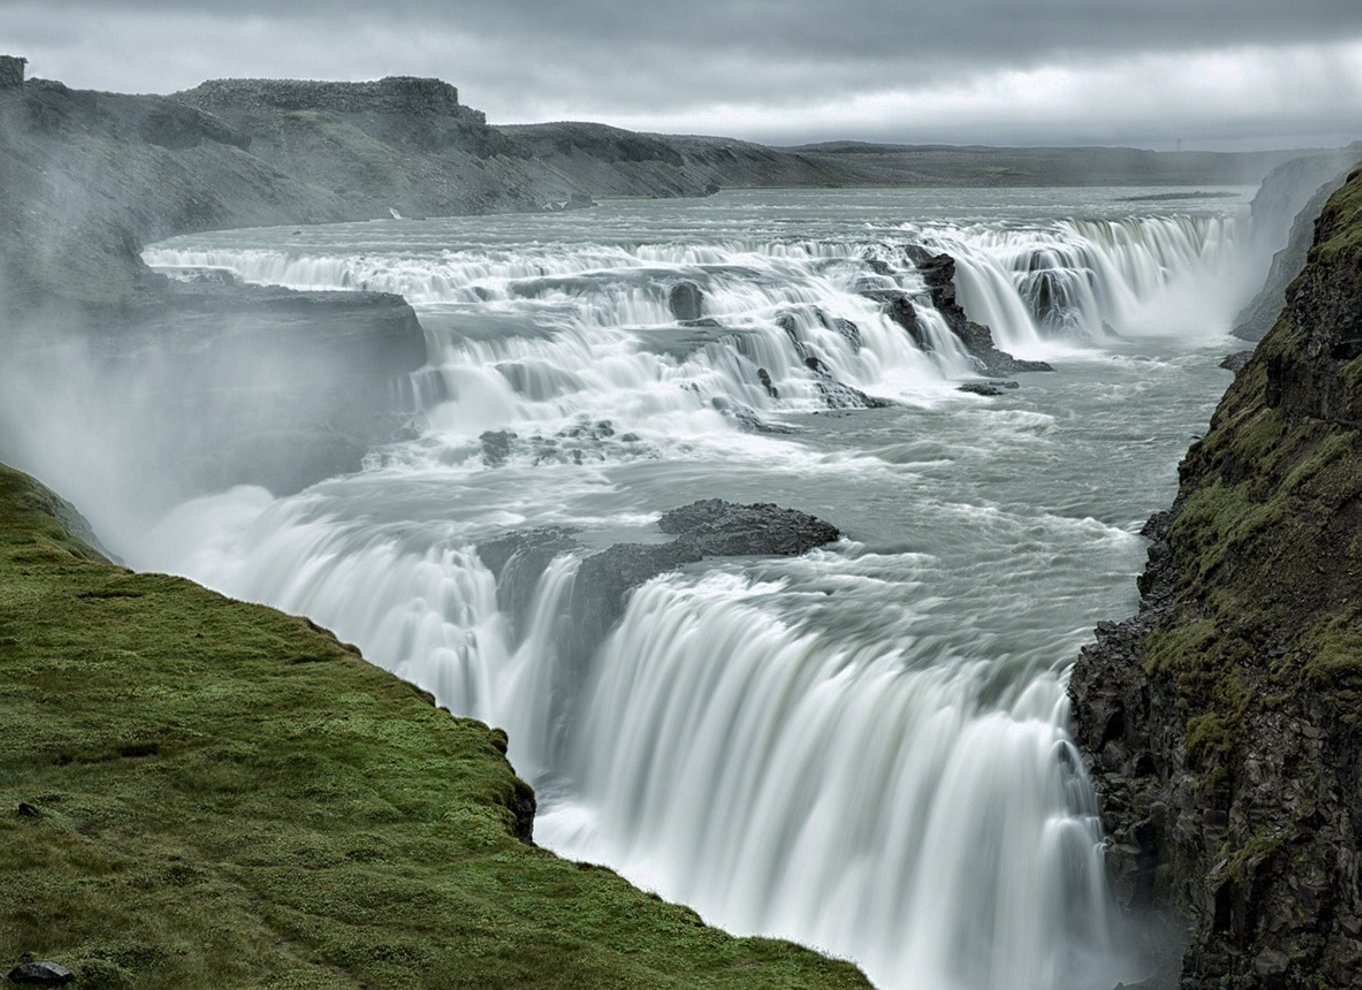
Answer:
[
  {"left": 1070, "top": 166, "right": 1362, "bottom": 988},
  {"left": 0, "top": 464, "right": 869, "bottom": 990}
]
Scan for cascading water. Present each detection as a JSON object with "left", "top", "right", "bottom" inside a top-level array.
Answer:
[{"left": 129, "top": 186, "right": 1259, "bottom": 990}]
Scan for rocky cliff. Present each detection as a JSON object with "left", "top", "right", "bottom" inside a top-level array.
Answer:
[
  {"left": 1233, "top": 152, "right": 1360, "bottom": 343},
  {"left": 1071, "top": 167, "right": 1362, "bottom": 988}
]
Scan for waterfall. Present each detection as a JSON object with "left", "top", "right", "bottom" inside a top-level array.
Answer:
[
  {"left": 144, "top": 211, "right": 1242, "bottom": 446},
  {"left": 541, "top": 571, "right": 1121, "bottom": 990},
  {"left": 131, "top": 191, "right": 1254, "bottom": 990}
]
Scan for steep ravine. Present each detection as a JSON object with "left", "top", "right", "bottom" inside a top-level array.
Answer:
[{"left": 1071, "top": 167, "right": 1362, "bottom": 988}]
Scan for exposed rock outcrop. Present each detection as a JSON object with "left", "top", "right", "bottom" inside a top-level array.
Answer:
[
  {"left": 477, "top": 499, "right": 839, "bottom": 658},
  {"left": 905, "top": 247, "right": 1054, "bottom": 375},
  {"left": 669, "top": 280, "right": 704, "bottom": 321},
  {"left": 1071, "top": 167, "right": 1362, "bottom": 989}
]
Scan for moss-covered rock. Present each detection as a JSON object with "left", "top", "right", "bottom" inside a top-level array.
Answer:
[
  {"left": 1071, "top": 167, "right": 1362, "bottom": 988},
  {"left": 0, "top": 463, "right": 870, "bottom": 989}
]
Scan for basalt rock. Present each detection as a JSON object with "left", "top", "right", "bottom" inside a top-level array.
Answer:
[
  {"left": 957, "top": 381, "right": 1018, "bottom": 396},
  {"left": 804, "top": 358, "right": 896, "bottom": 410},
  {"left": 906, "top": 248, "right": 1054, "bottom": 375},
  {"left": 1070, "top": 167, "right": 1362, "bottom": 989},
  {"left": 778, "top": 313, "right": 895, "bottom": 409},
  {"left": 658, "top": 498, "right": 839, "bottom": 557},
  {"left": 567, "top": 500, "right": 838, "bottom": 653},
  {"left": 1219, "top": 350, "right": 1253, "bottom": 373},
  {"left": 879, "top": 291, "right": 927, "bottom": 349},
  {"left": 669, "top": 280, "right": 704, "bottom": 322}
]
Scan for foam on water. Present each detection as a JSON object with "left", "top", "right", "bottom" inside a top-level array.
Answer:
[{"left": 129, "top": 187, "right": 1263, "bottom": 989}]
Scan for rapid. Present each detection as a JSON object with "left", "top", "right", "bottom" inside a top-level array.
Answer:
[{"left": 130, "top": 186, "right": 1258, "bottom": 989}]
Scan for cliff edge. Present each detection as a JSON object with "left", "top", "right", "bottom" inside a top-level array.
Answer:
[
  {"left": 0, "top": 462, "right": 871, "bottom": 989},
  {"left": 1071, "top": 167, "right": 1362, "bottom": 988}
]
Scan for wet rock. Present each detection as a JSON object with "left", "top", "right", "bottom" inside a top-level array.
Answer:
[
  {"left": 479, "top": 430, "right": 517, "bottom": 467},
  {"left": 658, "top": 499, "right": 839, "bottom": 557},
  {"left": 1219, "top": 350, "right": 1253, "bottom": 372},
  {"left": 905, "top": 248, "right": 1054, "bottom": 375},
  {"left": 757, "top": 367, "right": 779, "bottom": 399},
  {"left": 806, "top": 359, "right": 896, "bottom": 410},
  {"left": 669, "top": 280, "right": 704, "bottom": 321},
  {"left": 477, "top": 527, "right": 580, "bottom": 642},
  {"left": 567, "top": 499, "right": 840, "bottom": 659},
  {"left": 710, "top": 396, "right": 798, "bottom": 434},
  {"left": 780, "top": 312, "right": 894, "bottom": 409},
  {"left": 879, "top": 292, "right": 927, "bottom": 349},
  {"left": 821, "top": 313, "right": 862, "bottom": 352},
  {"left": 863, "top": 256, "right": 894, "bottom": 277},
  {"left": 957, "top": 382, "right": 1016, "bottom": 396},
  {"left": 7, "top": 955, "right": 74, "bottom": 985}
]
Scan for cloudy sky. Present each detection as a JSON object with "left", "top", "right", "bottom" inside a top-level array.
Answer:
[{"left": 8, "top": 1, "right": 1362, "bottom": 150}]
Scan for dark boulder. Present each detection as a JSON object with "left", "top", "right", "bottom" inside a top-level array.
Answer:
[
  {"left": 757, "top": 367, "right": 779, "bottom": 398},
  {"left": 903, "top": 243, "right": 935, "bottom": 268},
  {"left": 7, "top": 955, "right": 74, "bottom": 985},
  {"left": 563, "top": 499, "right": 840, "bottom": 671},
  {"left": 479, "top": 430, "right": 517, "bottom": 467},
  {"left": 957, "top": 381, "right": 1018, "bottom": 396},
  {"left": 658, "top": 499, "right": 839, "bottom": 557},
  {"left": 880, "top": 291, "right": 927, "bottom": 349},
  {"left": 669, "top": 281, "right": 704, "bottom": 322}
]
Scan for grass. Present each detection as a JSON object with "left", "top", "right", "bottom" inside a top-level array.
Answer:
[
  {"left": 1312, "top": 165, "right": 1362, "bottom": 265},
  {"left": 0, "top": 463, "right": 870, "bottom": 989}
]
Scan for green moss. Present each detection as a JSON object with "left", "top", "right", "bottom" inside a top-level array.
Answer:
[
  {"left": 1312, "top": 167, "right": 1362, "bottom": 264},
  {"left": 1220, "top": 826, "right": 1290, "bottom": 885},
  {"left": 0, "top": 464, "right": 869, "bottom": 989},
  {"left": 1185, "top": 712, "right": 1231, "bottom": 760}
]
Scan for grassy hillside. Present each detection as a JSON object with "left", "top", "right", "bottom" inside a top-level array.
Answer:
[{"left": 0, "top": 463, "right": 870, "bottom": 990}]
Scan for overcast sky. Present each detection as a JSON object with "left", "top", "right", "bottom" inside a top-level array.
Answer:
[{"left": 7, "top": 1, "right": 1362, "bottom": 150}]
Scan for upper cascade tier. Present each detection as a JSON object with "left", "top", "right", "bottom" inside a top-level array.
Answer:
[{"left": 145, "top": 211, "right": 1245, "bottom": 440}]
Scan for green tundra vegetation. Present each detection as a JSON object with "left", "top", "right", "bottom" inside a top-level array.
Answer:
[{"left": 0, "top": 463, "right": 870, "bottom": 989}]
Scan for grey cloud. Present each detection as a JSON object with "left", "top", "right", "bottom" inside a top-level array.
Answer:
[{"left": 7, "top": 1, "right": 1362, "bottom": 149}]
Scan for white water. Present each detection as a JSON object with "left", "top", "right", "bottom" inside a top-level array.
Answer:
[{"left": 128, "top": 187, "right": 1258, "bottom": 990}]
